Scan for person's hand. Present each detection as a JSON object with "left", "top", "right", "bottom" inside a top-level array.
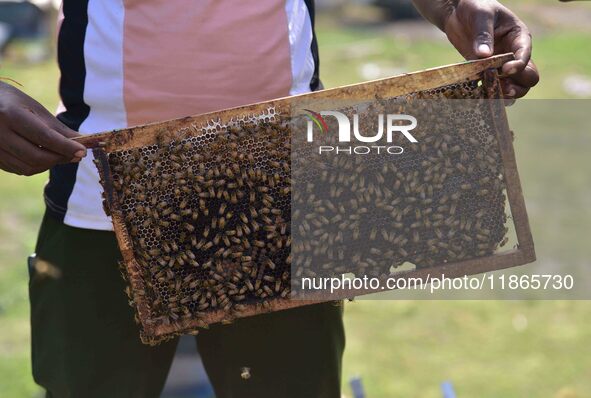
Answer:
[
  {"left": 441, "top": 0, "right": 539, "bottom": 99},
  {"left": 0, "top": 81, "right": 87, "bottom": 176}
]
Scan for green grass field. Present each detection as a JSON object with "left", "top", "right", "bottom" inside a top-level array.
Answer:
[{"left": 1, "top": 2, "right": 591, "bottom": 397}]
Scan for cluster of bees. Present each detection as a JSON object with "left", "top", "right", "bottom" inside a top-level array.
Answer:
[
  {"left": 99, "top": 79, "right": 510, "bottom": 337},
  {"left": 291, "top": 94, "right": 509, "bottom": 288},
  {"left": 106, "top": 120, "right": 293, "bottom": 331}
]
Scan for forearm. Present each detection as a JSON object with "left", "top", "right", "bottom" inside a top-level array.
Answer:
[{"left": 411, "top": 0, "right": 456, "bottom": 31}]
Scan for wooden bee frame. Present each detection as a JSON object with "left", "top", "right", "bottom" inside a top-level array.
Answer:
[{"left": 78, "top": 54, "right": 535, "bottom": 344}]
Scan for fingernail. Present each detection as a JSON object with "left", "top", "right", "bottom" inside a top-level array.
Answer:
[
  {"left": 70, "top": 157, "right": 82, "bottom": 163},
  {"left": 75, "top": 149, "right": 87, "bottom": 158},
  {"left": 478, "top": 44, "right": 491, "bottom": 55},
  {"left": 507, "top": 88, "right": 516, "bottom": 97}
]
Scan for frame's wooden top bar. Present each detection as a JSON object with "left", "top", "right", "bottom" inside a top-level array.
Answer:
[{"left": 74, "top": 53, "right": 514, "bottom": 151}]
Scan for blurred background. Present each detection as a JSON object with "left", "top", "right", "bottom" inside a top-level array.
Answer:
[{"left": 1, "top": 0, "right": 590, "bottom": 397}]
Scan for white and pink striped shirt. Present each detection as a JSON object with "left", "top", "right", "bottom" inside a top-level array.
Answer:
[{"left": 45, "top": 0, "right": 320, "bottom": 230}]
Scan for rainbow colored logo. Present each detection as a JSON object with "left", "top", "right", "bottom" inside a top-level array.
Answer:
[{"left": 303, "top": 109, "right": 328, "bottom": 133}]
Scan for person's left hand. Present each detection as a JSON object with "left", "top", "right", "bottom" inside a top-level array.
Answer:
[{"left": 442, "top": 0, "right": 539, "bottom": 99}]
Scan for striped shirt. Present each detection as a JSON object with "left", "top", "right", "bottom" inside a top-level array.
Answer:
[{"left": 45, "top": 0, "right": 319, "bottom": 230}]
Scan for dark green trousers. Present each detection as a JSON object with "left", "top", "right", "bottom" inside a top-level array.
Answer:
[{"left": 29, "top": 213, "right": 345, "bottom": 398}]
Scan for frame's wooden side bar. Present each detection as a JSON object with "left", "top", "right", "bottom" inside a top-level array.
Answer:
[
  {"left": 484, "top": 70, "right": 536, "bottom": 261},
  {"left": 92, "top": 149, "right": 161, "bottom": 338}
]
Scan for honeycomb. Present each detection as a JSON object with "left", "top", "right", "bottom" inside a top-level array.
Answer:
[
  {"left": 291, "top": 81, "right": 509, "bottom": 290},
  {"left": 94, "top": 74, "right": 514, "bottom": 344}
]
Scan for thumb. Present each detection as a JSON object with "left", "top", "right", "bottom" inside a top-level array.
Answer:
[{"left": 472, "top": 11, "right": 495, "bottom": 58}]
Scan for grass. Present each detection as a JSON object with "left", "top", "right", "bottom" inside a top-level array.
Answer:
[
  {"left": 344, "top": 301, "right": 591, "bottom": 397},
  {"left": 0, "top": 58, "right": 57, "bottom": 397},
  {"left": 1, "top": 3, "right": 591, "bottom": 397}
]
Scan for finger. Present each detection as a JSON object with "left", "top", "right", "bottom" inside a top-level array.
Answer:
[
  {"left": 9, "top": 107, "right": 87, "bottom": 159},
  {"left": 501, "top": 79, "right": 530, "bottom": 99},
  {"left": 504, "top": 98, "right": 516, "bottom": 107},
  {"left": 507, "top": 60, "right": 539, "bottom": 88},
  {"left": 501, "top": 23, "right": 532, "bottom": 75},
  {"left": 2, "top": 128, "right": 75, "bottom": 168},
  {"left": 511, "top": 84, "right": 530, "bottom": 99},
  {"left": 470, "top": 7, "right": 495, "bottom": 58},
  {"left": 0, "top": 146, "right": 44, "bottom": 176},
  {"left": 0, "top": 157, "right": 18, "bottom": 174}
]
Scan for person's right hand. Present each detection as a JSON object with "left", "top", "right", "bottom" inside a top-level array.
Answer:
[{"left": 0, "top": 81, "right": 87, "bottom": 176}]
